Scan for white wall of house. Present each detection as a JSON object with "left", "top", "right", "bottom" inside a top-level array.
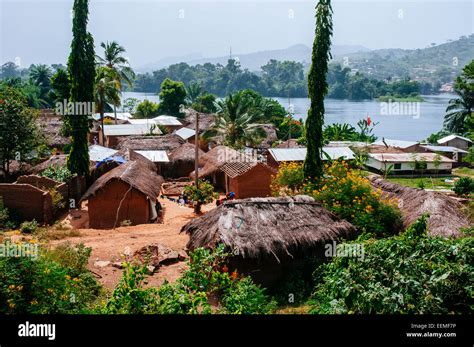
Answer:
[{"left": 366, "top": 157, "right": 452, "bottom": 171}]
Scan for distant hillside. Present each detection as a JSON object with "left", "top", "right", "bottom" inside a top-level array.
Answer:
[
  {"left": 137, "top": 44, "right": 370, "bottom": 72},
  {"left": 332, "top": 35, "right": 474, "bottom": 83}
]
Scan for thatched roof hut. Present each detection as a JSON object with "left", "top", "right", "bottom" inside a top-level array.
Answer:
[
  {"left": 117, "top": 134, "right": 185, "bottom": 153},
  {"left": 82, "top": 160, "right": 165, "bottom": 229},
  {"left": 166, "top": 143, "right": 205, "bottom": 178},
  {"left": 184, "top": 110, "right": 215, "bottom": 132},
  {"left": 39, "top": 120, "right": 71, "bottom": 149},
  {"left": 258, "top": 124, "right": 278, "bottom": 149},
  {"left": 182, "top": 195, "right": 357, "bottom": 285},
  {"left": 276, "top": 139, "right": 305, "bottom": 149},
  {"left": 194, "top": 145, "right": 255, "bottom": 178},
  {"left": 32, "top": 155, "right": 68, "bottom": 174},
  {"left": 369, "top": 176, "right": 470, "bottom": 237}
]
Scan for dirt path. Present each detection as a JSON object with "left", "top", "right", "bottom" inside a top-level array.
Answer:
[{"left": 50, "top": 198, "right": 215, "bottom": 291}]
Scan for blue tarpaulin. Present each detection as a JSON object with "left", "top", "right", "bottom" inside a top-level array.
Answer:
[{"left": 95, "top": 155, "right": 127, "bottom": 168}]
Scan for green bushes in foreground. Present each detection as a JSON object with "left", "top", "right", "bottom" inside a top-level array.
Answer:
[
  {"left": 309, "top": 215, "right": 474, "bottom": 314},
  {"left": 101, "top": 245, "right": 276, "bottom": 314},
  {"left": 0, "top": 241, "right": 101, "bottom": 314}
]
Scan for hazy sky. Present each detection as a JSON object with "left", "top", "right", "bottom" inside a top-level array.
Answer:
[{"left": 0, "top": 0, "right": 473, "bottom": 68}]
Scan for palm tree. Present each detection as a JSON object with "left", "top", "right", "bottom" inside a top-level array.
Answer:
[
  {"left": 444, "top": 90, "right": 473, "bottom": 134},
  {"left": 205, "top": 91, "right": 265, "bottom": 149},
  {"left": 29, "top": 64, "right": 52, "bottom": 105},
  {"left": 95, "top": 67, "right": 121, "bottom": 144},
  {"left": 185, "top": 82, "right": 203, "bottom": 105},
  {"left": 96, "top": 41, "right": 135, "bottom": 123},
  {"left": 444, "top": 60, "right": 474, "bottom": 134}
]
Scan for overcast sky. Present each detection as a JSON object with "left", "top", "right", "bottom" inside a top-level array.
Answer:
[{"left": 0, "top": 0, "right": 473, "bottom": 68}]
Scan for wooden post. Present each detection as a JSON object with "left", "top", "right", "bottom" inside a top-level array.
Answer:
[{"left": 194, "top": 112, "right": 200, "bottom": 213}]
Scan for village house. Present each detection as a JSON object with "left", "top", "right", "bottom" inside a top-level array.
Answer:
[
  {"left": 100, "top": 124, "right": 162, "bottom": 148},
  {"left": 366, "top": 152, "right": 454, "bottom": 175},
  {"left": 0, "top": 175, "right": 68, "bottom": 224},
  {"left": 92, "top": 112, "right": 133, "bottom": 122},
  {"left": 373, "top": 139, "right": 421, "bottom": 152},
  {"left": 437, "top": 134, "right": 472, "bottom": 151},
  {"left": 419, "top": 144, "right": 469, "bottom": 167},
  {"left": 81, "top": 159, "right": 164, "bottom": 229},
  {"left": 182, "top": 195, "right": 357, "bottom": 286},
  {"left": 118, "top": 134, "right": 185, "bottom": 154},
  {"left": 266, "top": 147, "right": 355, "bottom": 167},
  {"left": 166, "top": 143, "right": 205, "bottom": 178}
]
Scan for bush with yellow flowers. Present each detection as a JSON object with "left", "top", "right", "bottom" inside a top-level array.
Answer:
[
  {"left": 305, "top": 161, "right": 402, "bottom": 235},
  {"left": 0, "top": 241, "right": 101, "bottom": 314},
  {"left": 270, "top": 162, "right": 305, "bottom": 196}
]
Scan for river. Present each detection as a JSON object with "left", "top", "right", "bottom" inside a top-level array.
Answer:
[{"left": 122, "top": 92, "right": 453, "bottom": 141}]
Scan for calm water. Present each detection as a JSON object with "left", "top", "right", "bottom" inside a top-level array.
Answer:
[{"left": 122, "top": 92, "right": 453, "bottom": 141}]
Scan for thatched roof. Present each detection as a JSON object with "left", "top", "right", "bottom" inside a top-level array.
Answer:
[
  {"left": 258, "top": 124, "right": 278, "bottom": 149},
  {"left": 82, "top": 160, "right": 164, "bottom": 201},
  {"left": 161, "top": 181, "right": 192, "bottom": 196},
  {"left": 39, "top": 120, "right": 71, "bottom": 148},
  {"left": 117, "top": 134, "right": 185, "bottom": 153},
  {"left": 169, "top": 143, "right": 205, "bottom": 163},
  {"left": 276, "top": 139, "right": 305, "bottom": 149},
  {"left": 184, "top": 110, "right": 215, "bottom": 132},
  {"left": 32, "top": 155, "right": 68, "bottom": 174},
  {"left": 369, "top": 176, "right": 470, "bottom": 237},
  {"left": 182, "top": 195, "right": 357, "bottom": 262}
]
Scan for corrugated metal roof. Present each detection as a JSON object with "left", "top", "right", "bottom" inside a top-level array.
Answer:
[
  {"left": 268, "top": 147, "right": 354, "bottom": 162},
  {"left": 127, "top": 119, "right": 157, "bottom": 125},
  {"left": 135, "top": 150, "right": 169, "bottom": 163},
  {"left": 93, "top": 113, "right": 132, "bottom": 121},
  {"left": 88, "top": 145, "right": 118, "bottom": 162},
  {"left": 153, "top": 115, "right": 182, "bottom": 126},
  {"left": 437, "top": 134, "right": 473, "bottom": 144},
  {"left": 421, "top": 145, "right": 468, "bottom": 154},
  {"left": 103, "top": 124, "right": 162, "bottom": 136},
  {"left": 373, "top": 139, "right": 419, "bottom": 148},
  {"left": 369, "top": 152, "right": 454, "bottom": 163},
  {"left": 175, "top": 127, "right": 196, "bottom": 140}
]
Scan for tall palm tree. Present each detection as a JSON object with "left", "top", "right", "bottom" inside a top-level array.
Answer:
[
  {"left": 95, "top": 67, "right": 121, "bottom": 144},
  {"left": 206, "top": 91, "right": 265, "bottom": 149},
  {"left": 96, "top": 41, "right": 135, "bottom": 123},
  {"left": 29, "top": 64, "right": 53, "bottom": 105}
]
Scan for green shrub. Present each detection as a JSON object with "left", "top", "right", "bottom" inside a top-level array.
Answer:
[
  {"left": 309, "top": 215, "right": 473, "bottom": 314},
  {"left": 305, "top": 161, "right": 403, "bottom": 235},
  {"left": 20, "top": 220, "right": 38, "bottom": 233},
  {"left": 0, "top": 241, "right": 100, "bottom": 314},
  {"left": 41, "top": 165, "right": 73, "bottom": 183},
  {"left": 101, "top": 245, "right": 276, "bottom": 314},
  {"left": 453, "top": 177, "right": 474, "bottom": 197}
]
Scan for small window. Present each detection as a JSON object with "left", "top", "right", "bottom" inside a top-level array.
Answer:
[{"left": 394, "top": 163, "right": 402, "bottom": 170}]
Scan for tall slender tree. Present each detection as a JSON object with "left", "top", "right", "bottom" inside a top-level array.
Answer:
[
  {"left": 67, "top": 0, "right": 96, "bottom": 177},
  {"left": 95, "top": 66, "right": 121, "bottom": 144},
  {"left": 304, "top": 0, "right": 333, "bottom": 180}
]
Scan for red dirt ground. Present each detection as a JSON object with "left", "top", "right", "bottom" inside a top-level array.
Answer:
[{"left": 50, "top": 197, "right": 216, "bottom": 291}]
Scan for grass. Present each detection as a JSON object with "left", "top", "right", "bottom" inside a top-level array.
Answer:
[
  {"left": 387, "top": 176, "right": 455, "bottom": 190},
  {"left": 377, "top": 95, "right": 424, "bottom": 102},
  {"left": 453, "top": 167, "right": 474, "bottom": 178},
  {"left": 34, "top": 227, "right": 81, "bottom": 241}
]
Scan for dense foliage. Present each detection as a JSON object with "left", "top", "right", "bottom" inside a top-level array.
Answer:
[
  {"left": 306, "top": 161, "right": 402, "bottom": 235},
  {"left": 66, "top": 0, "right": 95, "bottom": 177},
  {"left": 453, "top": 177, "right": 474, "bottom": 197},
  {"left": 309, "top": 215, "right": 473, "bottom": 314},
  {"left": 157, "top": 78, "right": 187, "bottom": 117},
  {"left": 0, "top": 87, "right": 42, "bottom": 176},
  {"left": 0, "top": 242, "right": 100, "bottom": 313},
  {"left": 41, "top": 165, "right": 74, "bottom": 183}
]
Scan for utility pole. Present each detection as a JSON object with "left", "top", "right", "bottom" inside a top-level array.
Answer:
[{"left": 194, "top": 111, "right": 200, "bottom": 214}]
